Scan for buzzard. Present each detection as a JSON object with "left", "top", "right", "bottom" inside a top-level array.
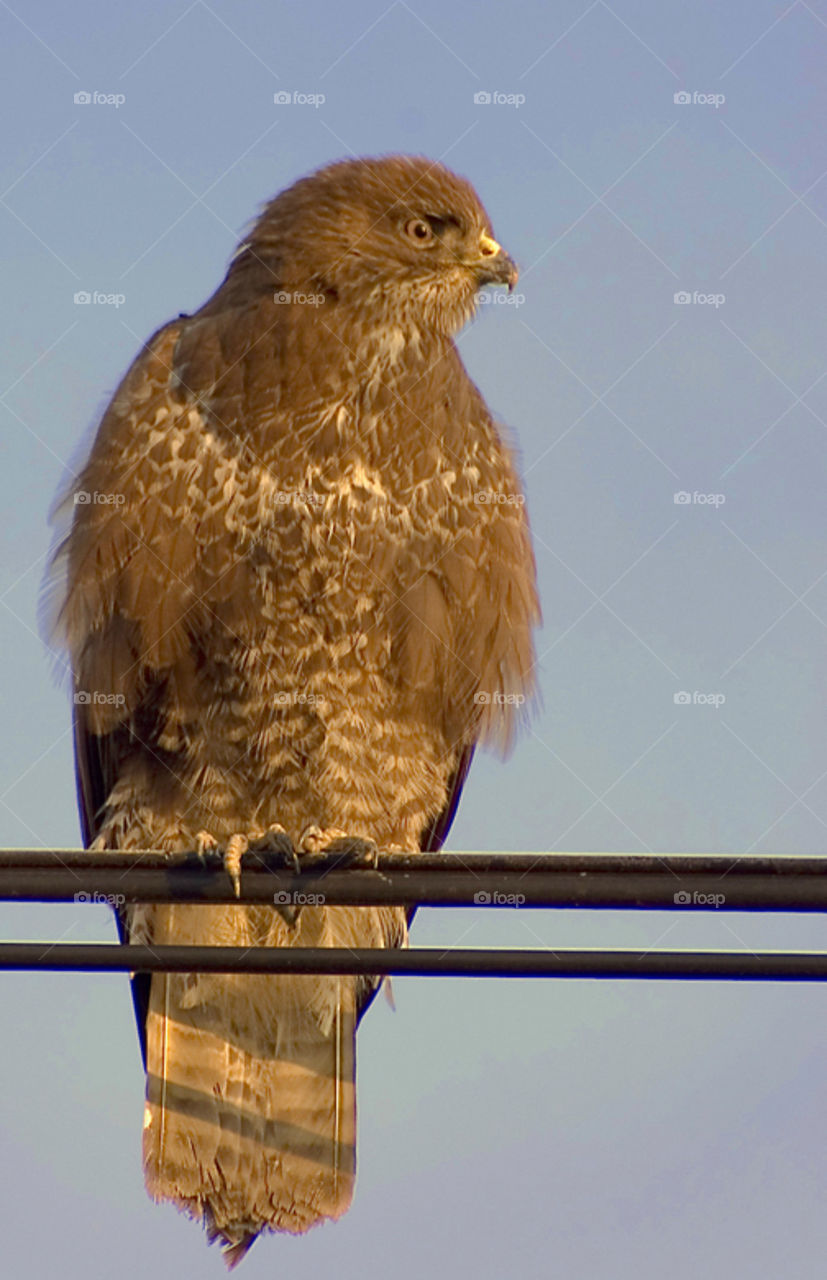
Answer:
[{"left": 51, "top": 154, "right": 539, "bottom": 1265}]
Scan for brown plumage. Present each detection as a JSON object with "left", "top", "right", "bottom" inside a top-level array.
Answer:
[{"left": 50, "top": 154, "right": 540, "bottom": 1266}]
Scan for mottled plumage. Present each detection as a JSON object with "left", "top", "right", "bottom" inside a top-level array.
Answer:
[{"left": 50, "top": 154, "right": 539, "bottom": 1265}]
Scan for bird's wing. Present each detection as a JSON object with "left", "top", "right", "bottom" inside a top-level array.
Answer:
[
  {"left": 61, "top": 318, "right": 196, "bottom": 1064},
  {"left": 421, "top": 744, "right": 475, "bottom": 855},
  {"left": 73, "top": 702, "right": 152, "bottom": 1060}
]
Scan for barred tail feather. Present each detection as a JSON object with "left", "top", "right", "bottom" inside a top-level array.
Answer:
[{"left": 139, "top": 904, "right": 357, "bottom": 1267}]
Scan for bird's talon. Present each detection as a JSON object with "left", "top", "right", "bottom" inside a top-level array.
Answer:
[
  {"left": 246, "top": 825, "right": 300, "bottom": 874},
  {"left": 195, "top": 830, "right": 221, "bottom": 866},
  {"left": 320, "top": 835, "right": 380, "bottom": 869},
  {"left": 299, "top": 825, "right": 347, "bottom": 854},
  {"left": 223, "top": 834, "right": 248, "bottom": 899}
]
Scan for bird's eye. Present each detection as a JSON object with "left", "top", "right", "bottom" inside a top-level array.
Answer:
[{"left": 405, "top": 218, "right": 435, "bottom": 246}]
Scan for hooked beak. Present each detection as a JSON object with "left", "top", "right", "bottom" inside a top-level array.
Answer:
[{"left": 472, "top": 232, "right": 519, "bottom": 292}]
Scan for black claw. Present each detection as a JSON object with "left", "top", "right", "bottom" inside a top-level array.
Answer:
[
  {"left": 191, "top": 845, "right": 223, "bottom": 869},
  {"left": 322, "top": 837, "right": 379, "bottom": 870},
  {"left": 246, "top": 830, "right": 300, "bottom": 873}
]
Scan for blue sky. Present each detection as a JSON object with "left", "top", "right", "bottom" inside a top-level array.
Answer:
[{"left": 1, "top": 1, "right": 826, "bottom": 1276}]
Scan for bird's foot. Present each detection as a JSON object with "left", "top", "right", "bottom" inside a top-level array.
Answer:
[
  {"left": 195, "top": 825, "right": 297, "bottom": 897},
  {"left": 246, "top": 824, "right": 299, "bottom": 874},
  {"left": 234, "top": 824, "right": 312, "bottom": 927},
  {"left": 298, "top": 825, "right": 348, "bottom": 854},
  {"left": 246, "top": 826, "right": 305, "bottom": 926},
  {"left": 300, "top": 827, "right": 380, "bottom": 869},
  {"left": 195, "top": 830, "right": 219, "bottom": 856}
]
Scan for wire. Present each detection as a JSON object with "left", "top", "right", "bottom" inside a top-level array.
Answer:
[
  {"left": 1, "top": 943, "right": 827, "bottom": 980},
  {"left": 1, "top": 849, "right": 826, "bottom": 910}
]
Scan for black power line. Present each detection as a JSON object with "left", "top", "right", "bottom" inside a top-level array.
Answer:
[
  {"left": 3, "top": 850, "right": 827, "bottom": 980},
  {"left": 2, "top": 849, "right": 827, "bottom": 910},
  {"left": 2, "top": 944, "right": 827, "bottom": 981}
]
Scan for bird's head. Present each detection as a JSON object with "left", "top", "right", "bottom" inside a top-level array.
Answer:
[{"left": 237, "top": 154, "right": 518, "bottom": 336}]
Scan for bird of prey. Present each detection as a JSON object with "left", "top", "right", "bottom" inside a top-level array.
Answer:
[{"left": 51, "top": 154, "right": 540, "bottom": 1266}]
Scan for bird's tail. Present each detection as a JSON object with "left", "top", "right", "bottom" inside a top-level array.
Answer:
[{"left": 138, "top": 902, "right": 358, "bottom": 1268}]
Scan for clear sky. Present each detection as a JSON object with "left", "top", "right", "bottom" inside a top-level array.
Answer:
[{"left": 1, "top": 1, "right": 826, "bottom": 1277}]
